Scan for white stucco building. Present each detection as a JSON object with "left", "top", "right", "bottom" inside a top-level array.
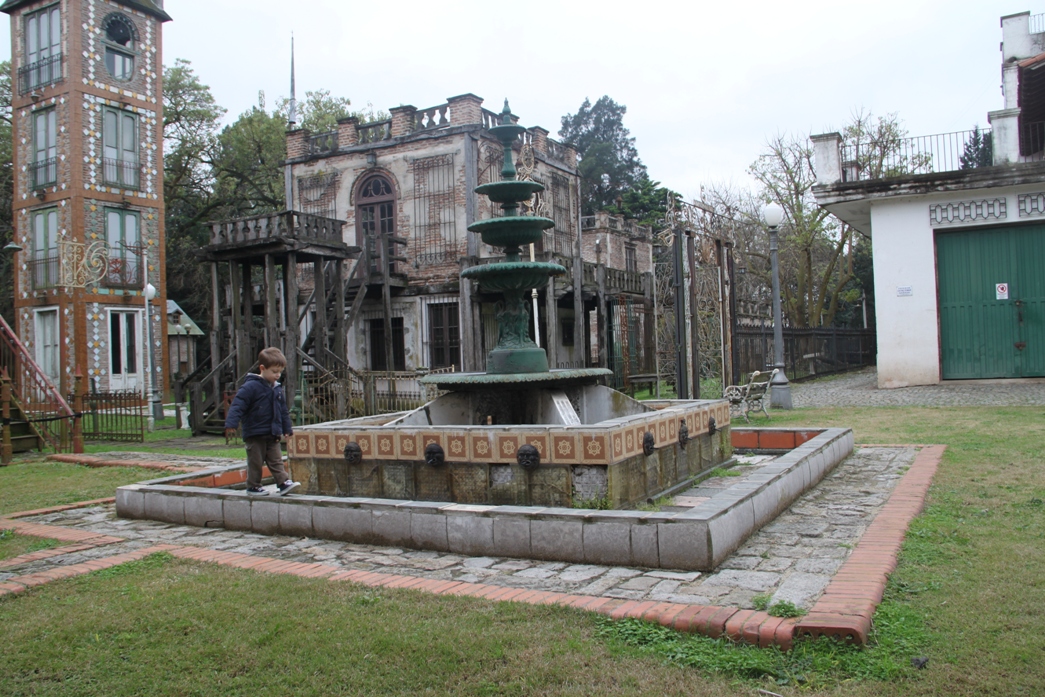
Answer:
[{"left": 811, "top": 11, "right": 1045, "bottom": 388}]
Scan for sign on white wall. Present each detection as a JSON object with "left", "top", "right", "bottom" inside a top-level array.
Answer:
[
  {"left": 896, "top": 286, "right": 913, "bottom": 297},
  {"left": 996, "top": 283, "right": 1009, "bottom": 300}
]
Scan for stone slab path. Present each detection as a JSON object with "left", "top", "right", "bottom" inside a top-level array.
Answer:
[
  {"left": 791, "top": 367, "right": 1045, "bottom": 407},
  {"left": 3, "top": 446, "right": 915, "bottom": 613}
]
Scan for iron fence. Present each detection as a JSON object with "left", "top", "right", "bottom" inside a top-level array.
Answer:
[
  {"left": 734, "top": 326, "right": 875, "bottom": 382},
  {"left": 29, "top": 255, "right": 60, "bottom": 290},
  {"left": 76, "top": 388, "right": 146, "bottom": 442}
]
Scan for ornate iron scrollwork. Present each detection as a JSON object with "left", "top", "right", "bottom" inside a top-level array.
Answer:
[{"left": 58, "top": 240, "right": 108, "bottom": 289}]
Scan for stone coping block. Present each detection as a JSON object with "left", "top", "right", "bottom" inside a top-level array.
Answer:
[{"left": 116, "top": 428, "right": 853, "bottom": 571}]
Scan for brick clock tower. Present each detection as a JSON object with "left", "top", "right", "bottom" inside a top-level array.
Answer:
[{"left": 2, "top": 0, "right": 171, "bottom": 410}]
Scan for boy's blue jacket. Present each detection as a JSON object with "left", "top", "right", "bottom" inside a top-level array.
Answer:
[{"left": 224, "top": 373, "right": 294, "bottom": 439}]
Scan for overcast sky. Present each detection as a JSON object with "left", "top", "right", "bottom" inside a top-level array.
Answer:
[{"left": 2, "top": 0, "right": 1016, "bottom": 200}]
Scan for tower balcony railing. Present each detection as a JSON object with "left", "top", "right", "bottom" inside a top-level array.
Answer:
[
  {"left": 104, "top": 256, "right": 143, "bottom": 289},
  {"left": 30, "top": 157, "right": 57, "bottom": 189},
  {"left": 29, "top": 254, "right": 60, "bottom": 290},
  {"left": 19, "top": 53, "right": 63, "bottom": 94},
  {"left": 102, "top": 158, "right": 141, "bottom": 190}
]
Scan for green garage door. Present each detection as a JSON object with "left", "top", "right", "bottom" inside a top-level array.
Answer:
[{"left": 937, "top": 225, "right": 1045, "bottom": 379}]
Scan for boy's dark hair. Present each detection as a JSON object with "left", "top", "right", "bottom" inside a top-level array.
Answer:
[{"left": 258, "top": 347, "right": 287, "bottom": 370}]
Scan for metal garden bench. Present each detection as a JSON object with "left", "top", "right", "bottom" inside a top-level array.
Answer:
[{"left": 723, "top": 369, "right": 779, "bottom": 423}]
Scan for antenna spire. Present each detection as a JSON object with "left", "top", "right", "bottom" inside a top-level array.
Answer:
[{"left": 288, "top": 33, "right": 297, "bottom": 127}]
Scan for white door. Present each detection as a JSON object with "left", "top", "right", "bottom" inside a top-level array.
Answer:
[
  {"left": 34, "top": 309, "right": 60, "bottom": 384},
  {"left": 109, "top": 310, "right": 142, "bottom": 391}
]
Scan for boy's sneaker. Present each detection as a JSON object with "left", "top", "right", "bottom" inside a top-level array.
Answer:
[
  {"left": 245, "top": 486, "right": 267, "bottom": 495},
  {"left": 276, "top": 480, "right": 300, "bottom": 496}
]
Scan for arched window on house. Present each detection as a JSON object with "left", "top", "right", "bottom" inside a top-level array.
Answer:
[{"left": 356, "top": 175, "right": 397, "bottom": 275}]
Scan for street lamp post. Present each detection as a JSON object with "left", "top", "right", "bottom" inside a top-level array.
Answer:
[
  {"left": 763, "top": 203, "right": 792, "bottom": 410},
  {"left": 144, "top": 282, "right": 164, "bottom": 425}
]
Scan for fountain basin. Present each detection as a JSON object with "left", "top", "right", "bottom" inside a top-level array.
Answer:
[
  {"left": 467, "top": 216, "right": 554, "bottom": 248},
  {"left": 286, "top": 389, "right": 733, "bottom": 508}
]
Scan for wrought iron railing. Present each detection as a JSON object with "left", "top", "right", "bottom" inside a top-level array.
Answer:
[
  {"left": 734, "top": 326, "right": 875, "bottom": 383},
  {"left": 839, "top": 129, "right": 990, "bottom": 181},
  {"left": 19, "top": 53, "right": 63, "bottom": 94},
  {"left": 29, "top": 255, "right": 60, "bottom": 290},
  {"left": 208, "top": 210, "right": 345, "bottom": 247},
  {"left": 0, "top": 313, "right": 75, "bottom": 452},
  {"left": 308, "top": 131, "right": 338, "bottom": 155},
  {"left": 102, "top": 158, "right": 141, "bottom": 189},
  {"left": 105, "top": 256, "right": 142, "bottom": 289},
  {"left": 357, "top": 119, "right": 391, "bottom": 144},
  {"left": 30, "top": 157, "right": 56, "bottom": 189},
  {"left": 1020, "top": 121, "right": 1045, "bottom": 161},
  {"left": 75, "top": 387, "right": 146, "bottom": 442}
]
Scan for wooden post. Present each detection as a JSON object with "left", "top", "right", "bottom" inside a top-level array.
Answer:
[
  {"left": 264, "top": 254, "right": 279, "bottom": 347},
  {"left": 72, "top": 368, "right": 84, "bottom": 454},
  {"left": 241, "top": 260, "right": 254, "bottom": 372},
  {"left": 210, "top": 262, "right": 222, "bottom": 402},
  {"left": 284, "top": 252, "right": 300, "bottom": 407},
  {"left": 334, "top": 258, "right": 346, "bottom": 361},
  {"left": 313, "top": 260, "right": 329, "bottom": 366},
  {"left": 687, "top": 232, "right": 700, "bottom": 399},
  {"left": 1, "top": 368, "right": 12, "bottom": 466}
]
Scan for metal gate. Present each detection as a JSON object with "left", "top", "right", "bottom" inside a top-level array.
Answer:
[{"left": 937, "top": 225, "right": 1045, "bottom": 379}]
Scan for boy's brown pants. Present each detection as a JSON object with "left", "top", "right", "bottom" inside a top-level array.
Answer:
[{"left": 244, "top": 436, "right": 290, "bottom": 488}]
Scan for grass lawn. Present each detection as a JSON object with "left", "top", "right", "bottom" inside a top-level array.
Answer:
[
  {"left": 0, "top": 528, "right": 60, "bottom": 561},
  {"left": 0, "top": 460, "right": 162, "bottom": 516},
  {"left": 0, "top": 404, "right": 1043, "bottom": 694}
]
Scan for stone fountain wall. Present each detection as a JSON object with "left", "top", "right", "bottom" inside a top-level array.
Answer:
[{"left": 286, "top": 400, "right": 731, "bottom": 508}]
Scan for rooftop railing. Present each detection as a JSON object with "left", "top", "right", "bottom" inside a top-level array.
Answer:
[
  {"left": 414, "top": 103, "right": 451, "bottom": 131},
  {"left": 1031, "top": 12, "right": 1045, "bottom": 34},
  {"left": 308, "top": 131, "right": 338, "bottom": 155},
  {"left": 838, "top": 128, "right": 992, "bottom": 182},
  {"left": 357, "top": 119, "right": 391, "bottom": 144}
]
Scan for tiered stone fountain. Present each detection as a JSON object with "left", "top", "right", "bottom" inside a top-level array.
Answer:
[{"left": 285, "top": 102, "right": 733, "bottom": 508}]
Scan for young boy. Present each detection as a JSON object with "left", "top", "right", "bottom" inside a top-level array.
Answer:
[{"left": 224, "top": 347, "right": 300, "bottom": 496}]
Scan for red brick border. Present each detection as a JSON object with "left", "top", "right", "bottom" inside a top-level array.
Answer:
[
  {"left": 793, "top": 445, "right": 944, "bottom": 644},
  {"left": 2, "top": 444, "right": 943, "bottom": 649},
  {"left": 47, "top": 454, "right": 200, "bottom": 473}
]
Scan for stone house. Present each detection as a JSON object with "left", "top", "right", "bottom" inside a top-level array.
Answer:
[
  {"left": 811, "top": 10, "right": 1045, "bottom": 387},
  {"left": 2, "top": 0, "right": 170, "bottom": 400}
]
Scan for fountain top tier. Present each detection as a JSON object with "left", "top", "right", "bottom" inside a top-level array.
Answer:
[{"left": 424, "top": 101, "right": 609, "bottom": 388}]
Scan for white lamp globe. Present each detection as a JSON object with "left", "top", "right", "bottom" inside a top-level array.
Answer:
[
  {"left": 145, "top": 283, "right": 157, "bottom": 300},
  {"left": 763, "top": 202, "right": 785, "bottom": 228}
]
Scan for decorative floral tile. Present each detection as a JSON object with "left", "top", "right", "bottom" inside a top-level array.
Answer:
[
  {"left": 376, "top": 433, "right": 396, "bottom": 460},
  {"left": 398, "top": 433, "right": 419, "bottom": 459},
  {"left": 334, "top": 434, "right": 351, "bottom": 455},
  {"left": 612, "top": 431, "right": 625, "bottom": 460},
  {"left": 580, "top": 434, "right": 609, "bottom": 463},
  {"left": 624, "top": 428, "right": 637, "bottom": 457},
  {"left": 471, "top": 434, "right": 494, "bottom": 461},
  {"left": 496, "top": 433, "right": 520, "bottom": 462},
  {"left": 353, "top": 433, "right": 374, "bottom": 458},
  {"left": 668, "top": 417, "right": 678, "bottom": 440},
  {"left": 313, "top": 434, "right": 334, "bottom": 458},
  {"left": 294, "top": 434, "right": 312, "bottom": 456},
  {"left": 551, "top": 434, "right": 578, "bottom": 464},
  {"left": 657, "top": 419, "right": 668, "bottom": 444},
  {"left": 446, "top": 433, "right": 468, "bottom": 461},
  {"left": 420, "top": 432, "right": 443, "bottom": 451},
  {"left": 523, "top": 432, "right": 550, "bottom": 462}
]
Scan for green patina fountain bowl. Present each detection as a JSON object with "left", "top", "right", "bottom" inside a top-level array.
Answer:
[
  {"left": 461, "top": 261, "right": 566, "bottom": 291},
  {"left": 467, "top": 216, "right": 554, "bottom": 249},
  {"left": 475, "top": 180, "right": 545, "bottom": 204}
]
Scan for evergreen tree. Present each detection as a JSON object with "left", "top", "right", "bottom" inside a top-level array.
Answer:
[
  {"left": 559, "top": 96, "right": 647, "bottom": 215},
  {"left": 960, "top": 126, "right": 993, "bottom": 169}
]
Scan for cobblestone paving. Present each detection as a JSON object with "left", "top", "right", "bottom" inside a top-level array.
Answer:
[
  {"left": 5, "top": 447, "right": 915, "bottom": 611},
  {"left": 790, "top": 367, "right": 1045, "bottom": 408}
]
